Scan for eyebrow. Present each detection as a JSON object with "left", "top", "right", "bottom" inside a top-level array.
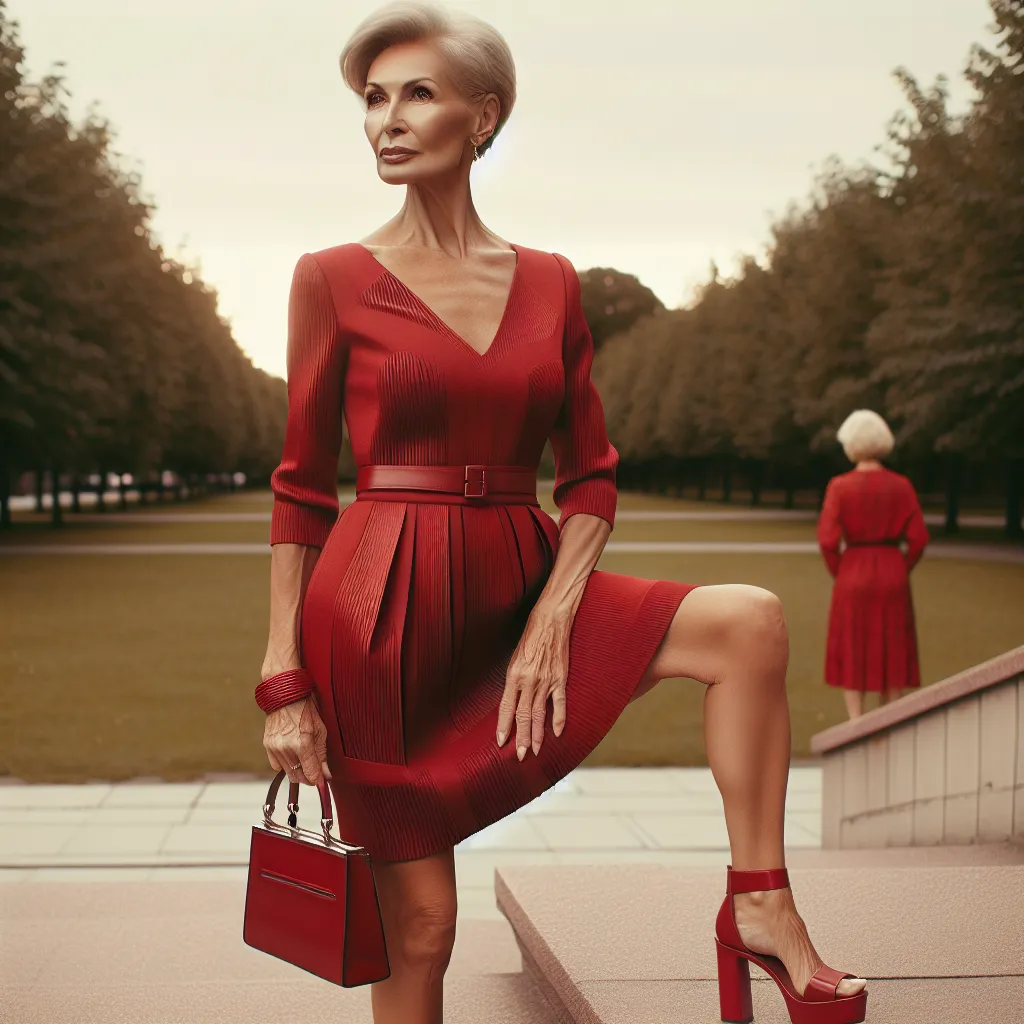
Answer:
[{"left": 364, "top": 78, "right": 437, "bottom": 93}]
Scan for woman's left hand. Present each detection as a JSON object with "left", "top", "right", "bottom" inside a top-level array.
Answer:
[{"left": 496, "top": 599, "right": 573, "bottom": 761}]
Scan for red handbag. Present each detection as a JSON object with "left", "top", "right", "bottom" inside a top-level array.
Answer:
[{"left": 243, "top": 770, "right": 390, "bottom": 987}]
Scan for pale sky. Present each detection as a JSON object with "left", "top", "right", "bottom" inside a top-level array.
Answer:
[{"left": 15, "top": 0, "right": 991, "bottom": 378}]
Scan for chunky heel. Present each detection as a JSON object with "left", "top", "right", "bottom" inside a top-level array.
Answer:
[
  {"left": 714, "top": 866, "right": 868, "bottom": 1024},
  {"left": 716, "top": 939, "right": 754, "bottom": 1023}
]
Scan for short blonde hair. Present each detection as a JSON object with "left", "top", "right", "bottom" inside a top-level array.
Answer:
[
  {"left": 836, "top": 409, "right": 895, "bottom": 463},
  {"left": 340, "top": 2, "right": 516, "bottom": 158}
]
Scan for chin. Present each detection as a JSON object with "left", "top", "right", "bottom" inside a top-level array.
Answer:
[{"left": 375, "top": 157, "right": 461, "bottom": 186}]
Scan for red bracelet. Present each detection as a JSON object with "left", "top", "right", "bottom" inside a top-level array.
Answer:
[{"left": 255, "top": 668, "right": 316, "bottom": 714}]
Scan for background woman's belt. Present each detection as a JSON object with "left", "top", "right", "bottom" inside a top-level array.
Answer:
[
  {"left": 844, "top": 539, "right": 901, "bottom": 547},
  {"left": 355, "top": 465, "right": 538, "bottom": 504}
]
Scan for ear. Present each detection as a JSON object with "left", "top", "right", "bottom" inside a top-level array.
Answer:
[{"left": 476, "top": 92, "right": 501, "bottom": 138}]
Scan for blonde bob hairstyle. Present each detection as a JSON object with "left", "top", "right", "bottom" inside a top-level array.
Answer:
[
  {"left": 836, "top": 410, "right": 895, "bottom": 464},
  {"left": 340, "top": 2, "right": 516, "bottom": 159}
]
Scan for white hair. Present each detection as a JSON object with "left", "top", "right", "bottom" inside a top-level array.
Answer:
[
  {"left": 836, "top": 409, "right": 895, "bottom": 463},
  {"left": 339, "top": 2, "right": 516, "bottom": 159}
]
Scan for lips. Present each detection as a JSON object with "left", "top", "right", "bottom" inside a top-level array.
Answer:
[{"left": 380, "top": 147, "right": 417, "bottom": 157}]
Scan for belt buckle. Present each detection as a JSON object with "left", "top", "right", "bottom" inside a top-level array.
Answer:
[{"left": 464, "top": 465, "right": 487, "bottom": 499}]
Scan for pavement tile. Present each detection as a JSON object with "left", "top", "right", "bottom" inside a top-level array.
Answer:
[
  {"left": 160, "top": 824, "right": 252, "bottom": 857},
  {"left": 81, "top": 807, "right": 190, "bottom": 826},
  {"left": 630, "top": 812, "right": 732, "bottom": 849},
  {"left": 456, "top": 885, "right": 504, "bottom": 920},
  {"left": 101, "top": 783, "right": 203, "bottom": 808},
  {"left": 458, "top": 815, "right": 549, "bottom": 851},
  {"left": 185, "top": 805, "right": 264, "bottom": 826},
  {"left": 149, "top": 866, "right": 249, "bottom": 882},
  {"left": 27, "top": 867, "right": 153, "bottom": 883},
  {"left": 61, "top": 825, "right": 173, "bottom": 857},
  {"left": 551, "top": 849, "right": 730, "bottom": 867},
  {"left": 192, "top": 782, "right": 270, "bottom": 808},
  {"left": 0, "top": 809, "right": 91, "bottom": 826},
  {"left": 531, "top": 815, "right": 646, "bottom": 851},
  {"left": 785, "top": 810, "right": 823, "bottom": 837},
  {"left": 0, "top": 825, "right": 80, "bottom": 858},
  {"left": 454, "top": 849, "right": 560, "bottom": 888},
  {"left": 522, "top": 791, "right": 726, "bottom": 816},
  {"left": 0, "top": 785, "right": 111, "bottom": 809},
  {"left": 572, "top": 768, "right": 687, "bottom": 795}
]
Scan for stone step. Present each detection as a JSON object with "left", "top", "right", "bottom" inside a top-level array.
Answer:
[
  {"left": 497, "top": 845, "right": 1024, "bottom": 1024},
  {"left": 0, "top": 881, "right": 557, "bottom": 1024}
]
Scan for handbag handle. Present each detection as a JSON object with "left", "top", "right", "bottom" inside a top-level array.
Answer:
[{"left": 262, "top": 770, "right": 336, "bottom": 845}]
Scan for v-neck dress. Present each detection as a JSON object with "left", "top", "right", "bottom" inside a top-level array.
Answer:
[{"left": 269, "top": 242, "right": 697, "bottom": 862}]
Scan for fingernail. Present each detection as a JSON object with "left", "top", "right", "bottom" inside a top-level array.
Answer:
[
  {"left": 496, "top": 730, "right": 506, "bottom": 746},
  {"left": 532, "top": 742, "right": 540, "bottom": 756},
  {"left": 517, "top": 745, "right": 526, "bottom": 761}
]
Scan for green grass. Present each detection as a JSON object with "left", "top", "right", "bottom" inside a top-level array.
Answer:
[{"left": 1, "top": 489, "right": 1022, "bottom": 782}]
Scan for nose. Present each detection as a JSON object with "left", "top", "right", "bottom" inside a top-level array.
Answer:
[{"left": 381, "top": 102, "right": 405, "bottom": 142}]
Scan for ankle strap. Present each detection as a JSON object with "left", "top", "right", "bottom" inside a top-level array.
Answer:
[{"left": 726, "top": 866, "right": 790, "bottom": 894}]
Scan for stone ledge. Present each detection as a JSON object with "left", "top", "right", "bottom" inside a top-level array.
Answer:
[
  {"left": 811, "top": 645, "right": 1024, "bottom": 755},
  {"left": 497, "top": 860, "right": 1024, "bottom": 1023}
]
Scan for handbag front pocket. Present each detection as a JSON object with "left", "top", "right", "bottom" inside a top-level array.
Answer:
[{"left": 260, "top": 868, "right": 337, "bottom": 901}]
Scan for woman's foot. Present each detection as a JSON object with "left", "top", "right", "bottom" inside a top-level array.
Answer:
[{"left": 733, "top": 887, "right": 867, "bottom": 999}]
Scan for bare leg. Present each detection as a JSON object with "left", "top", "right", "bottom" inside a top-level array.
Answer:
[
  {"left": 843, "top": 688, "right": 864, "bottom": 720},
  {"left": 369, "top": 847, "right": 457, "bottom": 1024},
  {"left": 877, "top": 687, "right": 903, "bottom": 707},
  {"left": 635, "top": 584, "right": 865, "bottom": 998}
]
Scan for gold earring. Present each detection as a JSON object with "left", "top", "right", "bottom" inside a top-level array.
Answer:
[{"left": 471, "top": 138, "right": 479, "bottom": 162}]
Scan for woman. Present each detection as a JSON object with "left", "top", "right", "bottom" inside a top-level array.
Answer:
[
  {"left": 258, "top": 5, "right": 867, "bottom": 1022},
  {"left": 818, "top": 410, "right": 929, "bottom": 720}
]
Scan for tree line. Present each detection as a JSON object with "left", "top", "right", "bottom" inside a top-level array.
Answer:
[
  {"left": 0, "top": 3, "right": 286, "bottom": 526},
  {"left": 587, "top": 0, "right": 1023, "bottom": 536}
]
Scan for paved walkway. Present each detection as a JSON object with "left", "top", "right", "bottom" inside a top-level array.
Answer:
[{"left": 0, "top": 767, "right": 822, "bottom": 919}]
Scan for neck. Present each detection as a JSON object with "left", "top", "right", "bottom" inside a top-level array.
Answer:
[
  {"left": 856, "top": 459, "right": 883, "bottom": 471},
  {"left": 385, "top": 168, "right": 492, "bottom": 258}
]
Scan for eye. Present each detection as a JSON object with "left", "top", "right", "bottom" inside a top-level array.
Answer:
[
  {"left": 412, "top": 85, "right": 433, "bottom": 100},
  {"left": 365, "top": 91, "right": 385, "bottom": 107}
]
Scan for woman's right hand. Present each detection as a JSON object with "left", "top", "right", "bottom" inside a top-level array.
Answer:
[{"left": 263, "top": 695, "right": 331, "bottom": 787}]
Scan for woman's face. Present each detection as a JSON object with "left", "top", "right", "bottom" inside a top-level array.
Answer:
[{"left": 362, "top": 40, "right": 496, "bottom": 185}]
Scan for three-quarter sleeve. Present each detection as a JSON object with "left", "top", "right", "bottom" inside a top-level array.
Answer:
[
  {"left": 269, "top": 253, "right": 346, "bottom": 549},
  {"left": 549, "top": 253, "right": 618, "bottom": 530},
  {"left": 817, "top": 478, "right": 843, "bottom": 577},
  {"left": 901, "top": 480, "right": 930, "bottom": 571}
]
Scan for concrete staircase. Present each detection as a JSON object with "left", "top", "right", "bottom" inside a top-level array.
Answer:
[{"left": 495, "top": 844, "right": 1024, "bottom": 1023}]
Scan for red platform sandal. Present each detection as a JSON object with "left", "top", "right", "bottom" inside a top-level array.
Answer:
[{"left": 714, "top": 866, "right": 867, "bottom": 1024}]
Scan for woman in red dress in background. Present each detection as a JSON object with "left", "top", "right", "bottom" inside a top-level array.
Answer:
[
  {"left": 256, "top": 4, "right": 868, "bottom": 1022},
  {"left": 818, "top": 410, "right": 930, "bottom": 720}
]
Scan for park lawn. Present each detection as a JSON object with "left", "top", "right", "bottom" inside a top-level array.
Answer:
[
  {"left": 3, "top": 513, "right": 818, "bottom": 546},
  {"left": 1, "top": 534, "right": 1022, "bottom": 782},
  {"left": 3, "top": 507, "right": 1015, "bottom": 549},
  {"left": 3, "top": 518, "right": 275, "bottom": 547}
]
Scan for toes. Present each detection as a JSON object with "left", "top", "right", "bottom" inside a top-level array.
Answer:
[{"left": 837, "top": 977, "right": 867, "bottom": 997}]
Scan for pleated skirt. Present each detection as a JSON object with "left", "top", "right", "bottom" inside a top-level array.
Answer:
[
  {"left": 825, "top": 549, "right": 921, "bottom": 692},
  {"left": 299, "top": 496, "right": 696, "bottom": 861}
]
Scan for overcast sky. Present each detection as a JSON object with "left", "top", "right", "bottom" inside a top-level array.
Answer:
[{"left": 14, "top": 0, "right": 993, "bottom": 378}]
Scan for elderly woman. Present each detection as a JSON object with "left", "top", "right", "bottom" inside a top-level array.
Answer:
[
  {"left": 818, "top": 410, "right": 930, "bottom": 721},
  {"left": 257, "top": 4, "right": 867, "bottom": 1023}
]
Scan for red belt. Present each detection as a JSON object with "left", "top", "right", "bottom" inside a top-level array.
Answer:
[{"left": 355, "top": 464, "right": 538, "bottom": 504}]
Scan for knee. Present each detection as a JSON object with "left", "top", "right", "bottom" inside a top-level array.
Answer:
[
  {"left": 726, "top": 586, "right": 788, "bottom": 664},
  {"left": 394, "top": 894, "right": 458, "bottom": 976}
]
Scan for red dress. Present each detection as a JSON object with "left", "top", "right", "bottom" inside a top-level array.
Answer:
[
  {"left": 817, "top": 468, "right": 929, "bottom": 692},
  {"left": 269, "top": 243, "right": 697, "bottom": 861}
]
